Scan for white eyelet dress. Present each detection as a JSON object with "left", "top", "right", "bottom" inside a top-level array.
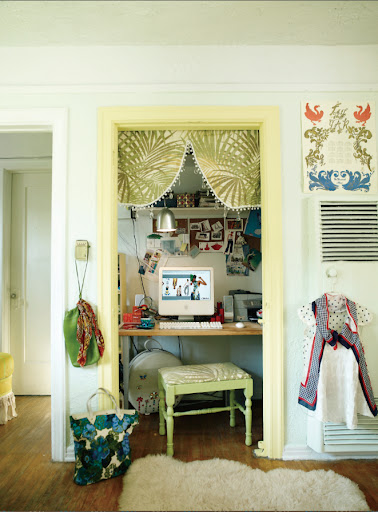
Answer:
[{"left": 298, "top": 293, "right": 377, "bottom": 429}]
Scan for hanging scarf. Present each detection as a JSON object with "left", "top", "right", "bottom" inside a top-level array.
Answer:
[
  {"left": 298, "top": 294, "right": 377, "bottom": 416},
  {"left": 76, "top": 299, "right": 105, "bottom": 367}
]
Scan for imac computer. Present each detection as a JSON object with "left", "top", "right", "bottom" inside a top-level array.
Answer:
[{"left": 158, "top": 267, "right": 214, "bottom": 320}]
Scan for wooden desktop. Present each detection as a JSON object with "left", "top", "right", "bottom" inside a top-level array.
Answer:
[{"left": 119, "top": 321, "right": 262, "bottom": 338}]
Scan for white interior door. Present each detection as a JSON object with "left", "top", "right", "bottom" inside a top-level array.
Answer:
[{"left": 10, "top": 172, "right": 52, "bottom": 395}]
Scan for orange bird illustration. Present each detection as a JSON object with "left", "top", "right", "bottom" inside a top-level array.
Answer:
[
  {"left": 354, "top": 104, "right": 371, "bottom": 126},
  {"left": 305, "top": 103, "right": 324, "bottom": 125}
]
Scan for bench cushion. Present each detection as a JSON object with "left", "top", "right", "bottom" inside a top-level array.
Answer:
[{"left": 159, "top": 362, "right": 251, "bottom": 385}]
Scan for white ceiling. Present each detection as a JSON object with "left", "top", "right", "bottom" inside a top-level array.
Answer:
[{"left": 1, "top": 1, "right": 378, "bottom": 47}]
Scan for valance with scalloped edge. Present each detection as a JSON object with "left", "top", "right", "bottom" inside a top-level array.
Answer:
[{"left": 118, "top": 130, "right": 260, "bottom": 210}]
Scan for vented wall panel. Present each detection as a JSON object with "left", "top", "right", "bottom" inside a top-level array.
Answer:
[
  {"left": 307, "top": 401, "right": 378, "bottom": 454},
  {"left": 320, "top": 201, "right": 378, "bottom": 262}
]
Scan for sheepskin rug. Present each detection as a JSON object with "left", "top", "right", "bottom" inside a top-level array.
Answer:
[{"left": 118, "top": 454, "right": 369, "bottom": 511}]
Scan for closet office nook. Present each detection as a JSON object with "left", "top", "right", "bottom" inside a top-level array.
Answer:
[
  {"left": 117, "top": 129, "right": 263, "bottom": 439},
  {"left": 97, "top": 106, "right": 283, "bottom": 459}
]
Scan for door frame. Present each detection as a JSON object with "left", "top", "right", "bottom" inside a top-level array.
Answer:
[
  {"left": 97, "top": 106, "right": 283, "bottom": 458},
  {"left": 0, "top": 109, "right": 68, "bottom": 461}
]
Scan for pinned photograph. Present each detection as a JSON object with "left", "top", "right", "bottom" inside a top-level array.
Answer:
[
  {"left": 196, "top": 232, "right": 210, "bottom": 241},
  {"left": 211, "top": 220, "right": 223, "bottom": 232},
  {"left": 190, "top": 222, "right": 201, "bottom": 231},
  {"left": 211, "top": 231, "right": 222, "bottom": 240},
  {"left": 200, "top": 219, "right": 211, "bottom": 232}
]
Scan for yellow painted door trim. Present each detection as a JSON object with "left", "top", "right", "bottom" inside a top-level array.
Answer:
[{"left": 97, "top": 106, "right": 283, "bottom": 459}]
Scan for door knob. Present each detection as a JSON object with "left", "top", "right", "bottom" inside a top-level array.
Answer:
[{"left": 10, "top": 293, "right": 17, "bottom": 299}]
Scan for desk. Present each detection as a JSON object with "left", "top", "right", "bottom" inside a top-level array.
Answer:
[{"left": 119, "top": 322, "right": 262, "bottom": 406}]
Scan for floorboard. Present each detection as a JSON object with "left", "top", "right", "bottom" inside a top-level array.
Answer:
[{"left": 0, "top": 396, "right": 377, "bottom": 511}]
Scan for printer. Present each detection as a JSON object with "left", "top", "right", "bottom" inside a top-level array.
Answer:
[{"left": 229, "top": 289, "right": 262, "bottom": 322}]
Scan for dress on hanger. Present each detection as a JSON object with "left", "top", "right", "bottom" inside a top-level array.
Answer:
[{"left": 298, "top": 293, "right": 377, "bottom": 429}]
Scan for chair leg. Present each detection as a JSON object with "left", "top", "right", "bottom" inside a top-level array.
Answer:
[
  {"left": 244, "top": 380, "right": 253, "bottom": 446},
  {"left": 158, "top": 375, "right": 166, "bottom": 436},
  {"left": 166, "top": 387, "right": 175, "bottom": 456},
  {"left": 229, "top": 389, "right": 235, "bottom": 427}
]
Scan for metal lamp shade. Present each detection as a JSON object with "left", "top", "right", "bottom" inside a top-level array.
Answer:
[{"left": 156, "top": 207, "right": 176, "bottom": 232}]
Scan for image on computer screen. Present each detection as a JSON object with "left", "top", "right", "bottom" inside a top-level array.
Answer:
[{"left": 161, "top": 269, "right": 211, "bottom": 301}]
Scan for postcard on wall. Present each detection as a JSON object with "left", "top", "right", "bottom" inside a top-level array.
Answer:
[
  {"left": 226, "top": 253, "right": 249, "bottom": 276},
  {"left": 200, "top": 219, "right": 211, "bottom": 232},
  {"left": 140, "top": 249, "right": 167, "bottom": 281},
  {"left": 196, "top": 232, "right": 210, "bottom": 241},
  {"left": 226, "top": 219, "right": 244, "bottom": 231},
  {"left": 211, "top": 230, "right": 223, "bottom": 240},
  {"left": 301, "top": 101, "right": 377, "bottom": 193},
  {"left": 199, "top": 241, "right": 224, "bottom": 252},
  {"left": 211, "top": 220, "right": 223, "bottom": 232}
]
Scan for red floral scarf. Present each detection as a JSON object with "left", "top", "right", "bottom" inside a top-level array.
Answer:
[{"left": 76, "top": 299, "right": 105, "bottom": 367}]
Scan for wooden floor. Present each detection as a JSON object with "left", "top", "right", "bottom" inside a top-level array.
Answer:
[{"left": 0, "top": 396, "right": 377, "bottom": 511}]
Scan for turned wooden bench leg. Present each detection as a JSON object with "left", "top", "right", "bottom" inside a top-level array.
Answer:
[
  {"left": 166, "top": 387, "right": 175, "bottom": 456},
  {"left": 229, "top": 389, "right": 235, "bottom": 427},
  {"left": 244, "top": 379, "right": 253, "bottom": 446},
  {"left": 158, "top": 375, "right": 166, "bottom": 436}
]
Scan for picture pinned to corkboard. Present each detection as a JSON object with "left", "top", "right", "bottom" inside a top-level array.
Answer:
[{"left": 189, "top": 218, "right": 225, "bottom": 253}]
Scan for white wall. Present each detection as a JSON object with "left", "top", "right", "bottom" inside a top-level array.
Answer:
[{"left": 1, "top": 44, "right": 377, "bottom": 452}]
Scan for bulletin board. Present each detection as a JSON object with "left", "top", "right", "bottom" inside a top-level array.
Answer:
[{"left": 189, "top": 218, "right": 225, "bottom": 253}]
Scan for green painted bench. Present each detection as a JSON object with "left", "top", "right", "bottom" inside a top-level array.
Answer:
[{"left": 158, "top": 362, "right": 253, "bottom": 456}]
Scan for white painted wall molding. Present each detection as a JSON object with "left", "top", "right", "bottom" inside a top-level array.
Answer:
[
  {"left": 283, "top": 445, "right": 378, "bottom": 460},
  {"left": 1, "top": 83, "right": 378, "bottom": 94},
  {"left": 65, "top": 445, "right": 75, "bottom": 462},
  {"left": 0, "top": 108, "right": 68, "bottom": 462},
  {"left": 0, "top": 45, "right": 377, "bottom": 90},
  {"left": 0, "top": 158, "right": 52, "bottom": 171}
]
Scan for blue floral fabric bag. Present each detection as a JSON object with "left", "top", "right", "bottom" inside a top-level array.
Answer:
[{"left": 70, "top": 387, "right": 138, "bottom": 486}]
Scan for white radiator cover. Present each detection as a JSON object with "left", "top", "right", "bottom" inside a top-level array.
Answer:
[{"left": 307, "top": 404, "right": 378, "bottom": 454}]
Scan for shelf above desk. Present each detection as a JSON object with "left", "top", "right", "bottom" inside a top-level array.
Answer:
[{"left": 119, "top": 322, "right": 262, "bottom": 337}]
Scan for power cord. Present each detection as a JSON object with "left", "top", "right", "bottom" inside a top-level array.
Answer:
[{"left": 132, "top": 217, "right": 147, "bottom": 297}]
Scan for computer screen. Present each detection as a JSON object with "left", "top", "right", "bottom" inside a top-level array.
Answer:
[{"left": 158, "top": 267, "right": 215, "bottom": 317}]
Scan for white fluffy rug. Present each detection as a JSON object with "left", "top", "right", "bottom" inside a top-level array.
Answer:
[{"left": 119, "top": 455, "right": 369, "bottom": 511}]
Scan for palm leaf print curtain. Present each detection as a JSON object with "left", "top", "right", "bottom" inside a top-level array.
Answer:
[{"left": 118, "top": 130, "right": 260, "bottom": 210}]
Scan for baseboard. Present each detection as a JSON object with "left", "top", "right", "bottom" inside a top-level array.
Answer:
[
  {"left": 283, "top": 445, "right": 378, "bottom": 460},
  {"left": 65, "top": 444, "right": 75, "bottom": 462}
]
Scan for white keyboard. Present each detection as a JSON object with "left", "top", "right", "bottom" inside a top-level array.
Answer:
[{"left": 159, "top": 321, "right": 223, "bottom": 330}]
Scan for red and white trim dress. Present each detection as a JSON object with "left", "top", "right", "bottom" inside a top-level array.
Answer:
[{"left": 298, "top": 293, "right": 377, "bottom": 429}]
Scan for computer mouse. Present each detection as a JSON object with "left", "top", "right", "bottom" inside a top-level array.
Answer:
[{"left": 235, "top": 322, "right": 245, "bottom": 328}]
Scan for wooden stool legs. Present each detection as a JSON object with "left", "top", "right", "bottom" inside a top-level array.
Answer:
[
  {"left": 158, "top": 368, "right": 253, "bottom": 456},
  {"left": 244, "top": 380, "right": 253, "bottom": 446},
  {"left": 158, "top": 377, "right": 165, "bottom": 436},
  {"left": 229, "top": 389, "right": 236, "bottom": 427},
  {"left": 158, "top": 376, "right": 175, "bottom": 455},
  {"left": 166, "top": 389, "right": 175, "bottom": 456}
]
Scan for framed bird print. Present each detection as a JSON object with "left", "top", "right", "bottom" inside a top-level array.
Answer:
[{"left": 301, "top": 101, "right": 377, "bottom": 193}]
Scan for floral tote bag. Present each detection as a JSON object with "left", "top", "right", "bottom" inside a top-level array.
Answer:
[{"left": 70, "top": 388, "right": 138, "bottom": 485}]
